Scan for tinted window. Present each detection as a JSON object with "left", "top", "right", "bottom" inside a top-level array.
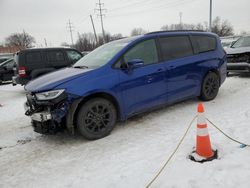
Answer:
[
  {"left": 66, "top": 50, "right": 82, "bottom": 62},
  {"left": 192, "top": 35, "right": 216, "bottom": 53},
  {"left": 26, "top": 52, "right": 42, "bottom": 63},
  {"left": 47, "top": 51, "right": 64, "bottom": 62},
  {"left": 124, "top": 39, "right": 158, "bottom": 65},
  {"left": 159, "top": 36, "right": 193, "bottom": 61}
]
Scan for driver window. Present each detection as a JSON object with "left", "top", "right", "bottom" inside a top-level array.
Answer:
[{"left": 124, "top": 39, "right": 158, "bottom": 66}]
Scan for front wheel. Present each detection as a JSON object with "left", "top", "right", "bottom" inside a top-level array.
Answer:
[
  {"left": 77, "top": 98, "right": 117, "bottom": 140},
  {"left": 199, "top": 72, "right": 220, "bottom": 101}
]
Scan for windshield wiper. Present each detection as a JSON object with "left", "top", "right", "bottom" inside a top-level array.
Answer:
[{"left": 73, "top": 65, "right": 89, "bottom": 69}]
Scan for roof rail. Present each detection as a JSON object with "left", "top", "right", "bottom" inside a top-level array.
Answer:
[{"left": 145, "top": 30, "right": 205, "bottom": 35}]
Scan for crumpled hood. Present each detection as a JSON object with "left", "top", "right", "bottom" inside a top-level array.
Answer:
[
  {"left": 226, "top": 46, "right": 250, "bottom": 55},
  {"left": 25, "top": 67, "right": 93, "bottom": 92}
]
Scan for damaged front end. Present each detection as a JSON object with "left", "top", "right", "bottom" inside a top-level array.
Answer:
[
  {"left": 227, "top": 52, "right": 250, "bottom": 73},
  {"left": 24, "top": 89, "right": 80, "bottom": 135}
]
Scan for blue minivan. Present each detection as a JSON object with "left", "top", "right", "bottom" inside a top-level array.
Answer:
[{"left": 24, "top": 31, "right": 227, "bottom": 140}]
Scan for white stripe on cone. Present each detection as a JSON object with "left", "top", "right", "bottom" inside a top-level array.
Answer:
[
  {"left": 197, "top": 128, "right": 209, "bottom": 136},
  {"left": 197, "top": 112, "right": 206, "bottom": 125}
]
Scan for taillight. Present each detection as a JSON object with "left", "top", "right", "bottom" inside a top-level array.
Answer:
[{"left": 18, "top": 66, "right": 27, "bottom": 77}]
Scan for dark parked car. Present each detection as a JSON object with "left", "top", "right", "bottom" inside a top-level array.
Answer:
[
  {"left": 226, "top": 35, "right": 250, "bottom": 73},
  {"left": 24, "top": 31, "right": 227, "bottom": 140},
  {"left": 0, "top": 57, "right": 11, "bottom": 64},
  {"left": 12, "top": 47, "right": 83, "bottom": 85},
  {"left": 0, "top": 58, "right": 14, "bottom": 84}
]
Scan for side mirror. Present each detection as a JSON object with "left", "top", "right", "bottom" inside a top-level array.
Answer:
[{"left": 127, "top": 59, "right": 144, "bottom": 70}]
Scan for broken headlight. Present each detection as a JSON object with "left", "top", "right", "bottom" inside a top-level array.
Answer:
[{"left": 35, "top": 89, "right": 65, "bottom": 101}]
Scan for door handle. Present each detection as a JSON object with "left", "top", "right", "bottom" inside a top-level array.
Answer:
[
  {"left": 168, "top": 65, "right": 176, "bottom": 70},
  {"left": 157, "top": 68, "right": 164, "bottom": 72},
  {"left": 146, "top": 75, "right": 154, "bottom": 83}
]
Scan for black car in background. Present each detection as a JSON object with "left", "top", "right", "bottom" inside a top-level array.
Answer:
[
  {"left": 12, "top": 47, "right": 83, "bottom": 85},
  {"left": 0, "top": 58, "right": 14, "bottom": 84}
]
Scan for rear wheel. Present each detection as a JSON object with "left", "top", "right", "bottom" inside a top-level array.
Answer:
[
  {"left": 199, "top": 72, "right": 220, "bottom": 101},
  {"left": 77, "top": 98, "right": 117, "bottom": 140}
]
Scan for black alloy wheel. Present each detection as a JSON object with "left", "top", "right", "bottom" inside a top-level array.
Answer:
[
  {"left": 77, "top": 98, "right": 117, "bottom": 140},
  {"left": 199, "top": 72, "right": 220, "bottom": 101}
]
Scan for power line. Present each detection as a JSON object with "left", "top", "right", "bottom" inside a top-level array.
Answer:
[
  {"left": 95, "top": 0, "right": 106, "bottom": 43},
  {"left": 108, "top": 0, "right": 156, "bottom": 12},
  {"left": 66, "top": 19, "right": 74, "bottom": 45},
  {"left": 107, "top": 0, "right": 198, "bottom": 18}
]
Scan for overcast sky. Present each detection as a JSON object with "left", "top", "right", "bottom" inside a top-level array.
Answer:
[{"left": 1, "top": 0, "right": 250, "bottom": 46}]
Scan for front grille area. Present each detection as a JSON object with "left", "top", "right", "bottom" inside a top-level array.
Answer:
[
  {"left": 227, "top": 53, "right": 250, "bottom": 63},
  {"left": 25, "top": 93, "right": 69, "bottom": 134},
  {"left": 26, "top": 93, "right": 45, "bottom": 114}
]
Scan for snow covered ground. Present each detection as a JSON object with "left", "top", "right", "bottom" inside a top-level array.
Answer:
[{"left": 0, "top": 76, "right": 250, "bottom": 188}]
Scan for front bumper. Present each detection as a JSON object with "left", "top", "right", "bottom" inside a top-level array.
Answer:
[
  {"left": 227, "top": 62, "right": 250, "bottom": 73},
  {"left": 12, "top": 75, "right": 29, "bottom": 86},
  {"left": 30, "top": 111, "right": 52, "bottom": 122},
  {"left": 24, "top": 92, "right": 69, "bottom": 135}
]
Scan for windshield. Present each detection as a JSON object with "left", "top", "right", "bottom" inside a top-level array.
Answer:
[
  {"left": 231, "top": 36, "right": 250, "bottom": 48},
  {"left": 73, "top": 37, "right": 137, "bottom": 68},
  {"left": 0, "top": 58, "right": 13, "bottom": 67}
]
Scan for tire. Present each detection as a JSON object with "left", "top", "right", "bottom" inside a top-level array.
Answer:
[
  {"left": 77, "top": 98, "right": 117, "bottom": 140},
  {"left": 199, "top": 72, "right": 220, "bottom": 101}
]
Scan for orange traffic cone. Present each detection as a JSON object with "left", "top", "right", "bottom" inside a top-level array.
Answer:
[{"left": 190, "top": 103, "right": 217, "bottom": 162}]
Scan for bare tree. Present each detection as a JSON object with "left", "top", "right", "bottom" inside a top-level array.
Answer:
[
  {"left": 5, "top": 31, "right": 35, "bottom": 49},
  {"left": 196, "top": 23, "right": 205, "bottom": 31},
  {"left": 74, "top": 33, "right": 97, "bottom": 52},
  {"left": 131, "top": 28, "right": 147, "bottom": 36},
  {"left": 74, "top": 32, "right": 124, "bottom": 52},
  {"left": 160, "top": 17, "right": 234, "bottom": 36},
  {"left": 212, "top": 17, "right": 234, "bottom": 36},
  {"left": 161, "top": 23, "right": 198, "bottom": 31}
]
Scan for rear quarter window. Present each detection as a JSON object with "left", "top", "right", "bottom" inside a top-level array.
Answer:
[
  {"left": 191, "top": 35, "right": 216, "bottom": 54},
  {"left": 47, "top": 51, "right": 65, "bottom": 62},
  {"left": 159, "top": 36, "right": 193, "bottom": 61},
  {"left": 26, "top": 52, "right": 42, "bottom": 63}
]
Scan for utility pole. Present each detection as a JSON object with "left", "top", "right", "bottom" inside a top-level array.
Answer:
[
  {"left": 179, "top": 12, "right": 183, "bottom": 30},
  {"left": 209, "top": 0, "right": 212, "bottom": 32},
  {"left": 67, "top": 19, "right": 74, "bottom": 45},
  {"left": 44, "top": 38, "right": 47, "bottom": 47},
  {"left": 90, "top": 15, "right": 98, "bottom": 44},
  {"left": 95, "top": 0, "right": 106, "bottom": 43}
]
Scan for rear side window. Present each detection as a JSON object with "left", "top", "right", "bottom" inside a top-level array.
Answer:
[
  {"left": 26, "top": 52, "right": 42, "bottom": 63},
  {"left": 192, "top": 35, "right": 216, "bottom": 53},
  {"left": 159, "top": 36, "right": 193, "bottom": 61},
  {"left": 47, "top": 51, "right": 65, "bottom": 62}
]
